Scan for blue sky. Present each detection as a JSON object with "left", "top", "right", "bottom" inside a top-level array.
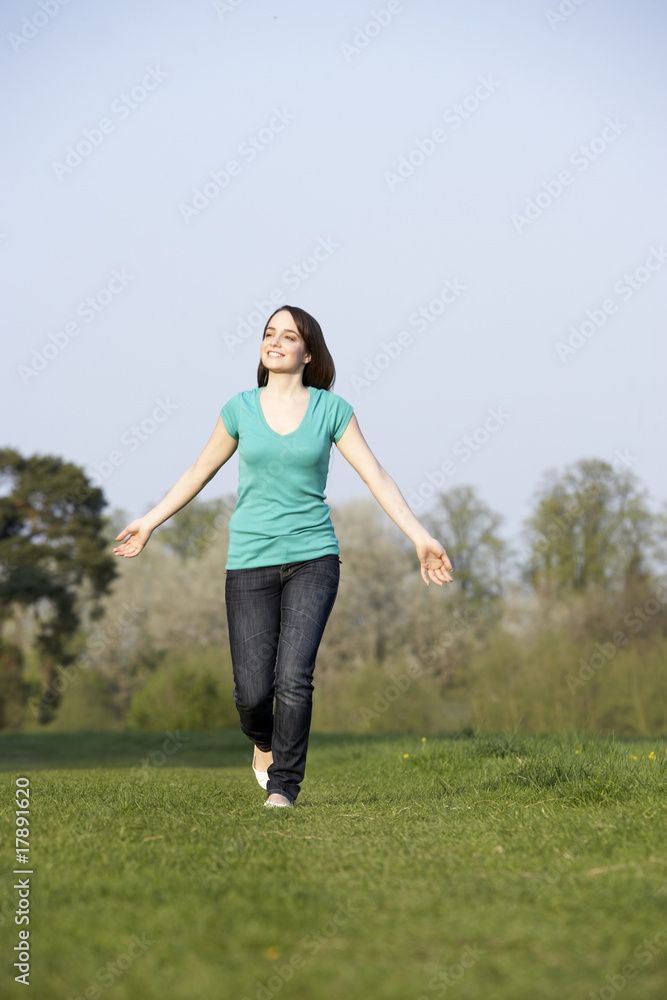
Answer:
[{"left": 2, "top": 0, "right": 665, "bottom": 556}]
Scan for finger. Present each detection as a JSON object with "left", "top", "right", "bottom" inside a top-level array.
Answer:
[
  {"left": 434, "top": 567, "right": 452, "bottom": 583},
  {"left": 438, "top": 549, "right": 452, "bottom": 570}
]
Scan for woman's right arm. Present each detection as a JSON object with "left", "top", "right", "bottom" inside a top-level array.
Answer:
[{"left": 113, "top": 416, "right": 238, "bottom": 558}]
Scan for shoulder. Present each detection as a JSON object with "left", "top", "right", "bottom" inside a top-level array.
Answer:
[
  {"left": 239, "top": 387, "right": 259, "bottom": 400},
  {"left": 311, "top": 387, "right": 354, "bottom": 442},
  {"left": 312, "top": 387, "right": 353, "bottom": 410},
  {"left": 223, "top": 388, "right": 258, "bottom": 406},
  {"left": 220, "top": 389, "right": 257, "bottom": 435}
]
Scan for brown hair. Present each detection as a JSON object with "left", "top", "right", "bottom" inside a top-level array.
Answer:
[{"left": 256, "top": 305, "right": 336, "bottom": 391}]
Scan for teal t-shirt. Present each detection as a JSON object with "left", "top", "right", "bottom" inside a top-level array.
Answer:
[{"left": 220, "top": 385, "right": 354, "bottom": 570}]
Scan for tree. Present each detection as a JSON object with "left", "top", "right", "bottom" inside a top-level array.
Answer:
[
  {"left": 521, "top": 458, "right": 654, "bottom": 597},
  {"left": 423, "top": 485, "right": 510, "bottom": 603},
  {"left": 0, "top": 448, "right": 117, "bottom": 725},
  {"left": 153, "top": 496, "right": 237, "bottom": 561},
  {"left": 326, "top": 497, "right": 415, "bottom": 668}
]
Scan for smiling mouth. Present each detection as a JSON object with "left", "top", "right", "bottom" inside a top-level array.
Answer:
[{"left": 267, "top": 351, "right": 284, "bottom": 357}]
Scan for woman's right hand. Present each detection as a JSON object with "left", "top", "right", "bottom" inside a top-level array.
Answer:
[{"left": 113, "top": 518, "right": 154, "bottom": 558}]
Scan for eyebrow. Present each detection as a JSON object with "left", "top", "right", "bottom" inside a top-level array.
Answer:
[{"left": 265, "top": 325, "right": 300, "bottom": 336}]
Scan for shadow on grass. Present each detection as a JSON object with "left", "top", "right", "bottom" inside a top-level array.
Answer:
[
  {"left": 0, "top": 728, "right": 660, "bottom": 773},
  {"left": 0, "top": 728, "right": 469, "bottom": 772}
]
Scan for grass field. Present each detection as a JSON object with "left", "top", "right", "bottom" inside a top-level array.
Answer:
[{"left": 1, "top": 729, "right": 666, "bottom": 1000}]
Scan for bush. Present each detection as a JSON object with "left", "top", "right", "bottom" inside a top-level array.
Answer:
[
  {"left": 468, "top": 624, "right": 667, "bottom": 737},
  {"left": 311, "top": 654, "right": 471, "bottom": 734},
  {"left": 126, "top": 647, "right": 238, "bottom": 732},
  {"left": 25, "top": 669, "right": 121, "bottom": 733}
]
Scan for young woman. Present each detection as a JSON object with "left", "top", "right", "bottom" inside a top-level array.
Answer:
[{"left": 113, "top": 305, "right": 453, "bottom": 808}]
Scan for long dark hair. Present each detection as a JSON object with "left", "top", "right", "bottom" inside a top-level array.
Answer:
[{"left": 256, "top": 305, "right": 336, "bottom": 391}]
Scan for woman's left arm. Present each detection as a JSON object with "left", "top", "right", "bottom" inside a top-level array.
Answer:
[{"left": 335, "top": 414, "right": 454, "bottom": 587}]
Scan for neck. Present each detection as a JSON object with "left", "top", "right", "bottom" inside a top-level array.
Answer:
[{"left": 262, "top": 372, "right": 309, "bottom": 397}]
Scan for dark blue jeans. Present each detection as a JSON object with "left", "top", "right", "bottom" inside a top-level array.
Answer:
[{"left": 224, "top": 554, "right": 340, "bottom": 804}]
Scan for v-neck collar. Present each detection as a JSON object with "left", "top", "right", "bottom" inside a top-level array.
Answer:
[{"left": 257, "top": 386, "right": 314, "bottom": 437}]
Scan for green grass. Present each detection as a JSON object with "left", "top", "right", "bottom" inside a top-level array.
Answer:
[{"left": 1, "top": 730, "right": 666, "bottom": 1000}]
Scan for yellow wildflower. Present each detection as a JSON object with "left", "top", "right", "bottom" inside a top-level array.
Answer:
[
  {"left": 649, "top": 751, "right": 655, "bottom": 760},
  {"left": 403, "top": 753, "right": 410, "bottom": 759},
  {"left": 631, "top": 755, "right": 637, "bottom": 760}
]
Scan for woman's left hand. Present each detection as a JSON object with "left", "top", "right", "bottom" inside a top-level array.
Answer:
[{"left": 415, "top": 536, "right": 454, "bottom": 587}]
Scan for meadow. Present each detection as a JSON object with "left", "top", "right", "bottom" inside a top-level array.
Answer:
[{"left": 1, "top": 729, "right": 666, "bottom": 1000}]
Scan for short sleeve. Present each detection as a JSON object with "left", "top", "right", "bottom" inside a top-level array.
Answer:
[
  {"left": 329, "top": 392, "right": 354, "bottom": 443},
  {"left": 220, "top": 394, "right": 240, "bottom": 439}
]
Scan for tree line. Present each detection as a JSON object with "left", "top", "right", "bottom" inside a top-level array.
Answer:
[{"left": 1, "top": 447, "right": 665, "bottom": 735}]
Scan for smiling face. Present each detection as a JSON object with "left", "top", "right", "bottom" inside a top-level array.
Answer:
[{"left": 261, "top": 309, "right": 311, "bottom": 372}]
